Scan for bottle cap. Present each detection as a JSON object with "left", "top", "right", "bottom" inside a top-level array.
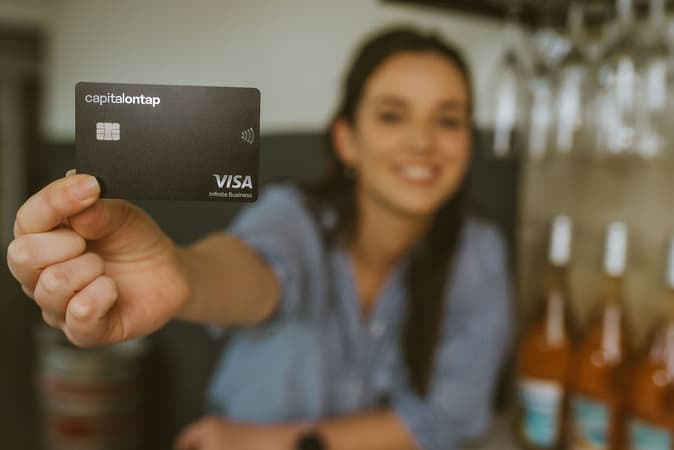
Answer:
[
  {"left": 549, "top": 215, "right": 572, "bottom": 266},
  {"left": 604, "top": 222, "right": 628, "bottom": 277}
]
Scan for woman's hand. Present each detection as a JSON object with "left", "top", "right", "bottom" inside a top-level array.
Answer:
[
  {"left": 175, "top": 416, "right": 301, "bottom": 450},
  {"left": 6, "top": 172, "right": 190, "bottom": 347}
]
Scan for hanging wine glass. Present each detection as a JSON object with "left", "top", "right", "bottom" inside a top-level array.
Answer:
[
  {"left": 595, "top": 0, "right": 640, "bottom": 157},
  {"left": 577, "top": 0, "right": 613, "bottom": 159},
  {"left": 633, "top": 0, "right": 671, "bottom": 159},
  {"left": 526, "top": 0, "right": 570, "bottom": 160},
  {"left": 527, "top": 67, "right": 554, "bottom": 160},
  {"left": 554, "top": 2, "right": 591, "bottom": 156},
  {"left": 488, "top": 0, "right": 530, "bottom": 159}
]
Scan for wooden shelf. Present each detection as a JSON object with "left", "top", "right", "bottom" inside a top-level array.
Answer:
[{"left": 381, "top": 0, "right": 617, "bottom": 28}]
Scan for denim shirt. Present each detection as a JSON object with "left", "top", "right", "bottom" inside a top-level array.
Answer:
[{"left": 206, "top": 184, "right": 513, "bottom": 450}]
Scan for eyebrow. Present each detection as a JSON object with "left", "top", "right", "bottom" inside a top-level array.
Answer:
[{"left": 372, "top": 95, "right": 467, "bottom": 111}]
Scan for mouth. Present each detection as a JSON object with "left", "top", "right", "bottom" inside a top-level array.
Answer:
[{"left": 394, "top": 163, "right": 440, "bottom": 186}]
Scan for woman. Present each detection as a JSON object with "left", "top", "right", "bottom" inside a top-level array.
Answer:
[{"left": 7, "top": 27, "right": 512, "bottom": 450}]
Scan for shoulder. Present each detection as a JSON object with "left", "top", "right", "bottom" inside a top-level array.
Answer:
[
  {"left": 231, "top": 183, "right": 317, "bottom": 230},
  {"left": 228, "top": 183, "right": 327, "bottom": 264},
  {"left": 246, "top": 183, "right": 307, "bottom": 214}
]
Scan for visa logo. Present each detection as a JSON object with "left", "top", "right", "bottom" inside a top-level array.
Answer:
[{"left": 213, "top": 174, "right": 253, "bottom": 189}]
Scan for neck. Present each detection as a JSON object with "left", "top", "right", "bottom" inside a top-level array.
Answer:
[
  {"left": 545, "top": 264, "right": 568, "bottom": 294},
  {"left": 349, "top": 189, "right": 431, "bottom": 274},
  {"left": 602, "top": 274, "right": 624, "bottom": 305}
]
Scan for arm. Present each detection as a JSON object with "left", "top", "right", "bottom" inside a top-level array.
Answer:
[
  {"left": 7, "top": 175, "right": 297, "bottom": 347},
  {"left": 174, "top": 186, "right": 310, "bottom": 328},
  {"left": 175, "top": 232, "right": 281, "bottom": 327},
  {"left": 314, "top": 410, "right": 417, "bottom": 450},
  {"left": 175, "top": 411, "right": 418, "bottom": 450}
]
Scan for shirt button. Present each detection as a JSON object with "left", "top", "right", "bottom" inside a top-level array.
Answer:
[{"left": 369, "top": 320, "right": 386, "bottom": 338}]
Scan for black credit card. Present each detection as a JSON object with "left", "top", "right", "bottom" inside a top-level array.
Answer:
[{"left": 75, "top": 82, "right": 260, "bottom": 202}]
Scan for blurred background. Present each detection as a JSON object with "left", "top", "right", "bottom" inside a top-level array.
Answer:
[{"left": 2, "top": 0, "right": 674, "bottom": 449}]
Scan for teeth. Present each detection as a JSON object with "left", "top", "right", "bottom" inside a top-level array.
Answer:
[{"left": 399, "top": 165, "right": 434, "bottom": 181}]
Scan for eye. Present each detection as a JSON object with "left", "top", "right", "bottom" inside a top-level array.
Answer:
[
  {"left": 437, "top": 116, "right": 464, "bottom": 129},
  {"left": 377, "top": 111, "right": 403, "bottom": 124}
]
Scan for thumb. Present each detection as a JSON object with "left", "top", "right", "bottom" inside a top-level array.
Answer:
[
  {"left": 65, "top": 168, "right": 135, "bottom": 242},
  {"left": 68, "top": 198, "right": 133, "bottom": 241}
]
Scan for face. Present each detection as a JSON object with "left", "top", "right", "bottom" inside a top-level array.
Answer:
[{"left": 334, "top": 51, "right": 472, "bottom": 220}]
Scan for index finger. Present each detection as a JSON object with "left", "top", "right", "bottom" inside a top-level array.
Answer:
[{"left": 14, "top": 174, "right": 100, "bottom": 238}]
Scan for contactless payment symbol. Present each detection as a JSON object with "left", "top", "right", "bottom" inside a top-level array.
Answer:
[
  {"left": 241, "top": 127, "right": 255, "bottom": 144},
  {"left": 96, "top": 122, "right": 120, "bottom": 141}
]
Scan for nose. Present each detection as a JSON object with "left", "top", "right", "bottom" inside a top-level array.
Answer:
[{"left": 408, "top": 123, "right": 433, "bottom": 154}]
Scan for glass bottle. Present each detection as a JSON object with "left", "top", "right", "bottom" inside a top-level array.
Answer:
[
  {"left": 568, "top": 222, "right": 631, "bottom": 450},
  {"left": 517, "top": 215, "right": 575, "bottom": 449},
  {"left": 627, "top": 236, "right": 674, "bottom": 450}
]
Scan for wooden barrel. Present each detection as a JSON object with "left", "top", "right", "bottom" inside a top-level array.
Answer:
[{"left": 36, "top": 326, "right": 150, "bottom": 450}]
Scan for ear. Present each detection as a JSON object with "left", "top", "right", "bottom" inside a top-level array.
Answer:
[{"left": 331, "top": 118, "right": 357, "bottom": 168}]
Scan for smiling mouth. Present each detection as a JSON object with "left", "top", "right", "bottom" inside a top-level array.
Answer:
[{"left": 395, "top": 163, "right": 439, "bottom": 184}]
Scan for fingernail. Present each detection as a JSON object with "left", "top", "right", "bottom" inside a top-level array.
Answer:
[
  {"left": 69, "top": 176, "right": 99, "bottom": 201},
  {"left": 69, "top": 299, "right": 91, "bottom": 319},
  {"left": 65, "top": 168, "right": 76, "bottom": 177}
]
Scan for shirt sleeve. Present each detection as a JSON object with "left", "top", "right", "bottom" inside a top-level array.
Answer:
[
  {"left": 213, "top": 185, "right": 319, "bottom": 330},
  {"left": 391, "top": 221, "right": 514, "bottom": 450}
]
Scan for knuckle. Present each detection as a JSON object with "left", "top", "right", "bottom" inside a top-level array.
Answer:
[
  {"left": 13, "top": 205, "right": 29, "bottom": 237},
  {"left": 33, "top": 287, "right": 54, "bottom": 311},
  {"left": 7, "top": 238, "right": 33, "bottom": 267},
  {"left": 62, "top": 326, "right": 88, "bottom": 348},
  {"left": 63, "top": 319, "right": 109, "bottom": 348},
  {"left": 21, "top": 284, "right": 35, "bottom": 299},
  {"left": 41, "top": 310, "right": 63, "bottom": 329},
  {"left": 40, "top": 267, "right": 70, "bottom": 295}
]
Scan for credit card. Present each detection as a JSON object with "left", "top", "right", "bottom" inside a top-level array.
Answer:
[{"left": 75, "top": 81, "right": 260, "bottom": 202}]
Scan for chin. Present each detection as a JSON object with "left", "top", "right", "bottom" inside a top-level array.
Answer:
[
  {"left": 362, "top": 179, "right": 459, "bottom": 219},
  {"left": 390, "top": 194, "right": 447, "bottom": 219},
  {"left": 386, "top": 175, "right": 463, "bottom": 217}
]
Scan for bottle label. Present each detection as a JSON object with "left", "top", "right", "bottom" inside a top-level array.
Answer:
[
  {"left": 519, "top": 377, "right": 563, "bottom": 447},
  {"left": 629, "top": 419, "right": 672, "bottom": 450},
  {"left": 569, "top": 395, "right": 611, "bottom": 450}
]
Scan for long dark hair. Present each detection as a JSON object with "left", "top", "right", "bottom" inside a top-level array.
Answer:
[{"left": 301, "top": 26, "right": 473, "bottom": 397}]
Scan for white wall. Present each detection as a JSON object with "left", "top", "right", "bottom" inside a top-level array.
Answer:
[{"left": 37, "top": 0, "right": 504, "bottom": 141}]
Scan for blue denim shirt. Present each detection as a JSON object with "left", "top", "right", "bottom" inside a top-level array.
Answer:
[{"left": 206, "top": 184, "right": 513, "bottom": 450}]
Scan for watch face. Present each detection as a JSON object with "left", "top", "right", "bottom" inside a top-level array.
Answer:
[{"left": 297, "top": 431, "right": 325, "bottom": 450}]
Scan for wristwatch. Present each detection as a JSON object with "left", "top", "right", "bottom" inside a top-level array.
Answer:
[{"left": 295, "top": 429, "right": 326, "bottom": 450}]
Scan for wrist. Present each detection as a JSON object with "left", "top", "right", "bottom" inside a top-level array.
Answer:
[
  {"left": 274, "top": 423, "right": 310, "bottom": 450},
  {"left": 173, "top": 245, "right": 197, "bottom": 320},
  {"left": 293, "top": 424, "right": 328, "bottom": 450}
]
